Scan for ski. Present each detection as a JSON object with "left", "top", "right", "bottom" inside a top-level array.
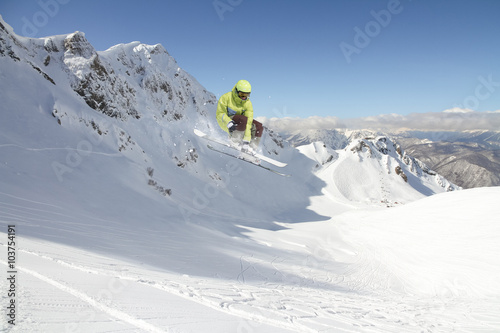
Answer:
[
  {"left": 194, "top": 129, "right": 287, "bottom": 167},
  {"left": 206, "top": 144, "right": 291, "bottom": 177}
]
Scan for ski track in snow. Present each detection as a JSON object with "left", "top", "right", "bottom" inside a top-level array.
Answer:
[
  {"left": 1, "top": 244, "right": 497, "bottom": 333},
  {"left": 0, "top": 243, "right": 295, "bottom": 333},
  {"left": 0, "top": 259, "right": 167, "bottom": 333},
  {"left": 2, "top": 193, "right": 500, "bottom": 332}
]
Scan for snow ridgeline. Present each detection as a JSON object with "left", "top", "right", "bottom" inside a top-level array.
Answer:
[{"left": 295, "top": 130, "right": 459, "bottom": 206}]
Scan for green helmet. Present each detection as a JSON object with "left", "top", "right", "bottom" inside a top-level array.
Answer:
[{"left": 235, "top": 80, "right": 251, "bottom": 93}]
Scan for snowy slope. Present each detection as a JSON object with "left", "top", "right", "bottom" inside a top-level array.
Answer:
[
  {"left": 1, "top": 186, "right": 499, "bottom": 332},
  {"left": 1, "top": 15, "right": 499, "bottom": 332},
  {"left": 298, "top": 135, "right": 458, "bottom": 207}
]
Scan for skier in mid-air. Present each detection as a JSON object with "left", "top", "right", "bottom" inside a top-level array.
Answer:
[
  {"left": 216, "top": 80, "right": 263, "bottom": 153},
  {"left": 194, "top": 79, "right": 288, "bottom": 175}
]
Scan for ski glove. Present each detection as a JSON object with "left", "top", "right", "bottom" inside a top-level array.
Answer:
[{"left": 227, "top": 121, "right": 237, "bottom": 132}]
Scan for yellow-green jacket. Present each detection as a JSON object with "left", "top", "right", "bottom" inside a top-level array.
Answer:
[{"left": 216, "top": 85, "right": 254, "bottom": 142}]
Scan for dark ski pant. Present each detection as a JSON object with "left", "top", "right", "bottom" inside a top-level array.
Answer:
[{"left": 231, "top": 115, "right": 263, "bottom": 138}]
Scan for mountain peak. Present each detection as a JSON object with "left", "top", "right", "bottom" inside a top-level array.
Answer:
[
  {"left": 0, "top": 14, "right": 15, "bottom": 35},
  {"left": 63, "top": 31, "right": 95, "bottom": 58}
]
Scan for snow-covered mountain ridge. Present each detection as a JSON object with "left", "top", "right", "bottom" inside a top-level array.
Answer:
[
  {"left": 281, "top": 128, "right": 458, "bottom": 204},
  {"left": 297, "top": 135, "right": 458, "bottom": 207},
  {"left": 1, "top": 17, "right": 215, "bottom": 122},
  {"left": 279, "top": 125, "right": 499, "bottom": 189},
  {"left": 0, "top": 13, "right": 316, "bottom": 234},
  {"left": 0, "top": 14, "right": 456, "bottom": 210}
]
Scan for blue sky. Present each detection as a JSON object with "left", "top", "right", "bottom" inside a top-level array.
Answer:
[{"left": 1, "top": 0, "right": 500, "bottom": 120}]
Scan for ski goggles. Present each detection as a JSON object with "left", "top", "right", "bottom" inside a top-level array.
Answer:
[{"left": 237, "top": 91, "right": 251, "bottom": 99}]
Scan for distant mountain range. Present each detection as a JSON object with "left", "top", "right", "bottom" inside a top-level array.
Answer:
[
  {"left": 392, "top": 130, "right": 500, "bottom": 189},
  {"left": 281, "top": 128, "right": 499, "bottom": 189}
]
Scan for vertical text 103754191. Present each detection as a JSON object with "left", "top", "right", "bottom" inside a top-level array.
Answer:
[{"left": 6, "top": 225, "right": 17, "bottom": 325}]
